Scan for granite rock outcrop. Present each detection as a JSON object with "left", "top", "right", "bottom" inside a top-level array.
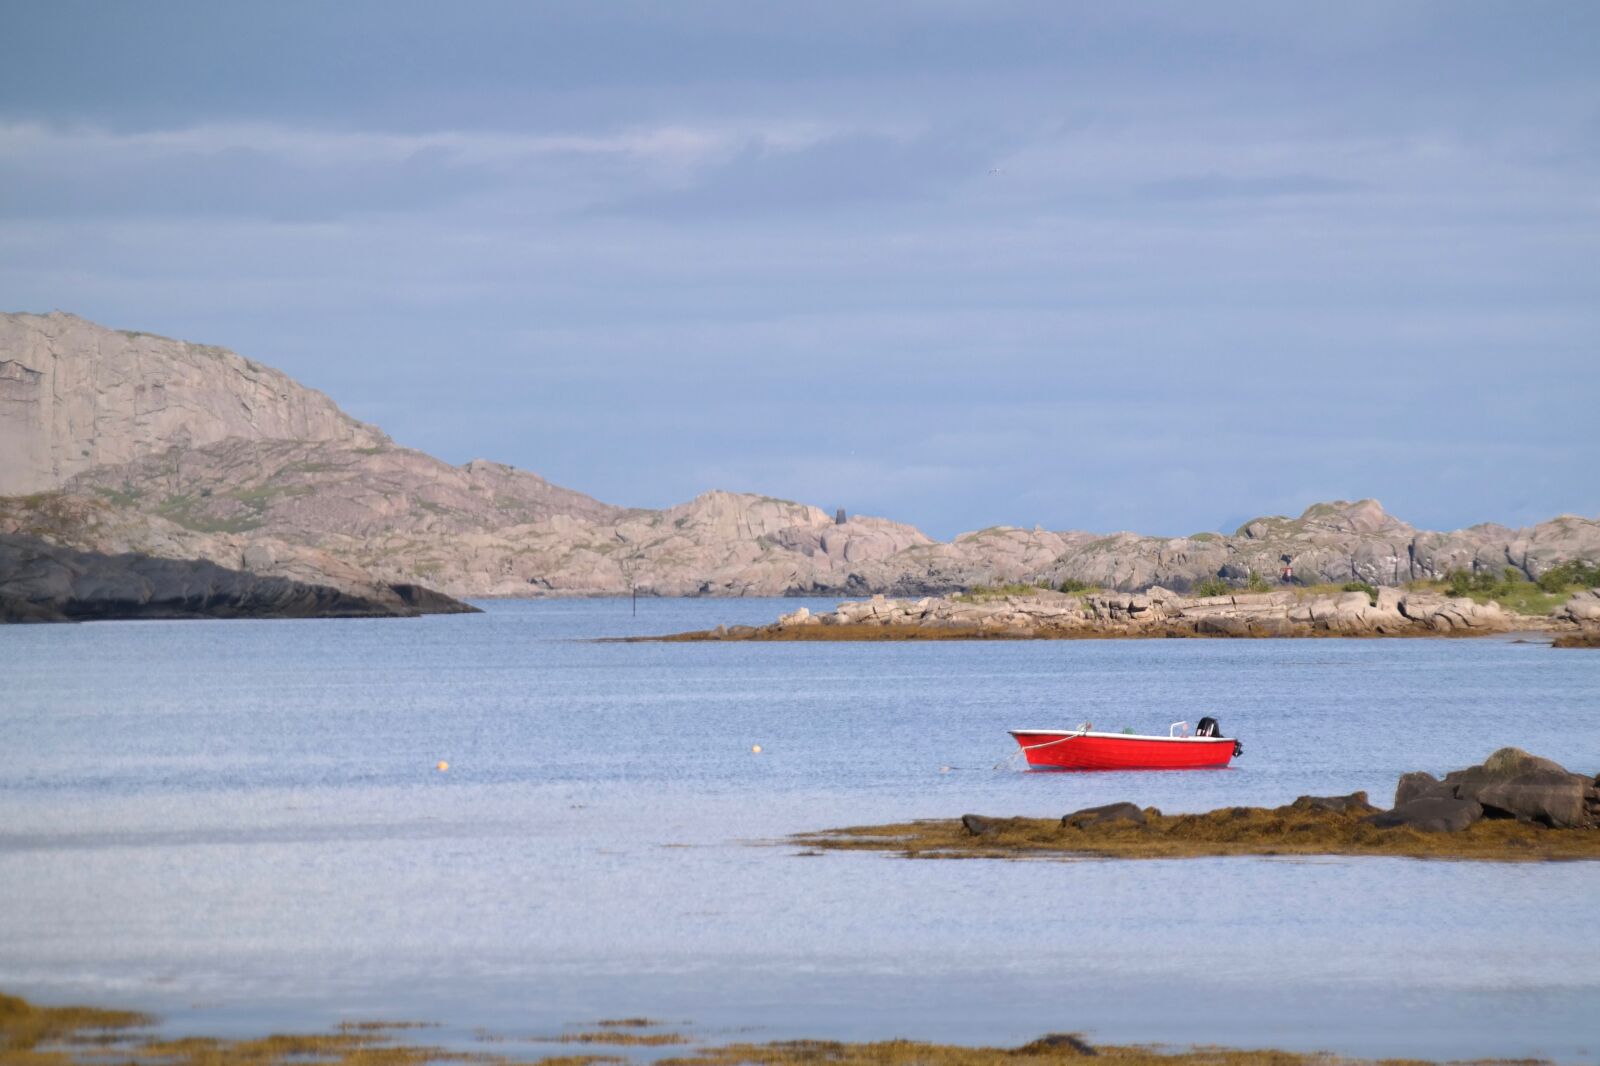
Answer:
[
  {"left": 1375, "top": 748, "right": 1600, "bottom": 830},
  {"left": 1038, "top": 499, "right": 1600, "bottom": 593},
  {"left": 675, "top": 585, "right": 1523, "bottom": 640},
  {"left": 0, "top": 312, "right": 384, "bottom": 496}
]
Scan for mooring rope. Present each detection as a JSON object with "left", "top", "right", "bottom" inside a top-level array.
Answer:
[{"left": 992, "top": 725, "right": 1087, "bottom": 770}]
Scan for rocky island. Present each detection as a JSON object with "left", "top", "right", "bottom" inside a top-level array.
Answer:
[
  {"left": 646, "top": 584, "right": 1600, "bottom": 642},
  {"left": 793, "top": 749, "right": 1600, "bottom": 863}
]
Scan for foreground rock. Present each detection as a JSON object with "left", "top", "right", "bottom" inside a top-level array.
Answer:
[
  {"left": 1387, "top": 747, "right": 1600, "bottom": 829},
  {"left": 1368, "top": 796, "right": 1483, "bottom": 834},
  {"left": 649, "top": 586, "right": 1530, "bottom": 641},
  {"left": 1060, "top": 802, "right": 1147, "bottom": 828},
  {"left": 793, "top": 750, "right": 1600, "bottom": 862},
  {"left": 0, "top": 533, "right": 476, "bottom": 622}
]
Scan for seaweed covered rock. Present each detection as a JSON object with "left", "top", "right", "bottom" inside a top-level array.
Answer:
[
  {"left": 1061, "top": 802, "right": 1148, "bottom": 829},
  {"left": 1013, "top": 1033, "right": 1099, "bottom": 1056},
  {"left": 961, "top": 814, "right": 999, "bottom": 836},
  {"left": 1286, "top": 792, "right": 1375, "bottom": 814},
  {"left": 1368, "top": 796, "right": 1484, "bottom": 833}
]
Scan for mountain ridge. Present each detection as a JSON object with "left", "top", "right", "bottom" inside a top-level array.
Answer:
[{"left": 2, "top": 311, "right": 1597, "bottom": 599}]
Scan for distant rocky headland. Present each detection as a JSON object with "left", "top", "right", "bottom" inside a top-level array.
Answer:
[
  {"left": 0, "top": 531, "right": 476, "bottom": 623},
  {"left": 3, "top": 310, "right": 1599, "bottom": 622}
]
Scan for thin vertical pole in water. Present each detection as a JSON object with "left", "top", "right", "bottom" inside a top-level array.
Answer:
[{"left": 632, "top": 584, "right": 637, "bottom": 616}]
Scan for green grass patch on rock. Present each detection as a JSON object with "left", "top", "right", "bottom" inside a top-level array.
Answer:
[{"left": 1408, "top": 566, "right": 1580, "bottom": 616}]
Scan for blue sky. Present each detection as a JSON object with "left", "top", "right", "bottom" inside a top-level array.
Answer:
[{"left": 2, "top": 2, "right": 1596, "bottom": 537}]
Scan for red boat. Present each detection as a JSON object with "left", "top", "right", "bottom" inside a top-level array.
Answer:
[{"left": 1009, "top": 718, "right": 1241, "bottom": 771}]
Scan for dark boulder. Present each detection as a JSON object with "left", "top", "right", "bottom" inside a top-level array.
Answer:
[
  {"left": 1459, "top": 747, "right": 1571, "bottom": 779},
  {"left": 1368, "top": 796, "right": 1483, "bottom": 833},
  {"left": 1394, "top": 771, "right": 1446, "bottom": 808},
  {"left": 1061, "top": 802, "right": 1146, "bottom": 829},
  {"left": 1288, "top": 791, "right": 1375, "bottom": 814},
  {"left": 1442, "top": 748, "right": 1593, "bottom": 828},
  {"left": 961, "top": 814, "right": 998, "bottom": 836},
  {"left": 1012, "top": 1033, "right": 1098, "bottom": 1056},
  {"left": 1463, "top": 770, "right": 1588, "bottom": 828}
]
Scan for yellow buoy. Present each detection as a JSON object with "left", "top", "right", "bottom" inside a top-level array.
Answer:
[
  {"left": 436, "top": 761, "right": 449, "bottom": 772},
  {"left": 751, "top": 745, "right": 763, "bottom": 754}
]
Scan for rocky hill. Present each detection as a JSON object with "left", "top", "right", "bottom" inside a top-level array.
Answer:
[
  {"left": 2, "top": 311, "right": 1598, "bottom": 602},
  {"left": 0, "top": 312, "right": 385, "bottom": 496},
  {"left": 1036, "top": 498, "right": 1600, "bottom": 593}
]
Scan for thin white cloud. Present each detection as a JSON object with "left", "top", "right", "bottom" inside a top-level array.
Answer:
[{"left": 0, "top": 118, "right": 845, "bottom": 168}]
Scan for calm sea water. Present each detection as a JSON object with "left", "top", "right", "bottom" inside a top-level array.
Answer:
[{"left": 2, "top": 599, "right": 1597, "bottom": 1061}]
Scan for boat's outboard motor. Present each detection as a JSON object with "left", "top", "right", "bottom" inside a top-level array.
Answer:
[{"left": 1196, "top": 716, "right": 1222, "bottom": 737}]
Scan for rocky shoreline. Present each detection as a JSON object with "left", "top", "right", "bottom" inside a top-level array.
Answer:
[
  {"left": 793, "top": 749, "right": 1600, "bottom": 863},
  {"left": 0, "top": 532, "right": 477, "bottom": 623},
  {"left": 645, "top": 586, "right": 1600, "bottom": 642},
  {"left": 0, "top": 990, "right": 1551, "bottom": 1066}
]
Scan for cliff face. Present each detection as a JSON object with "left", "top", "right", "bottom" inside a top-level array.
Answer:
[
  {"left": 2, "top": 311, "right": 1598, "bottom": 601},
  {"left": 0, "top": 312, "right": 385, "bottom": 495}
]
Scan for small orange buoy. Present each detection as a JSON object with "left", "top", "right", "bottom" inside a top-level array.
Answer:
[
  {"left": 751, "top": 745, "right": 763, "bottom": 754},
  {"left": 436, "top": 761, "right": 449, "bottom": 772}
]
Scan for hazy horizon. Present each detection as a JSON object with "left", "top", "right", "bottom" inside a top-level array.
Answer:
[{"left": 3, "top": 2, "right": 1596, "bottom": 539}]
